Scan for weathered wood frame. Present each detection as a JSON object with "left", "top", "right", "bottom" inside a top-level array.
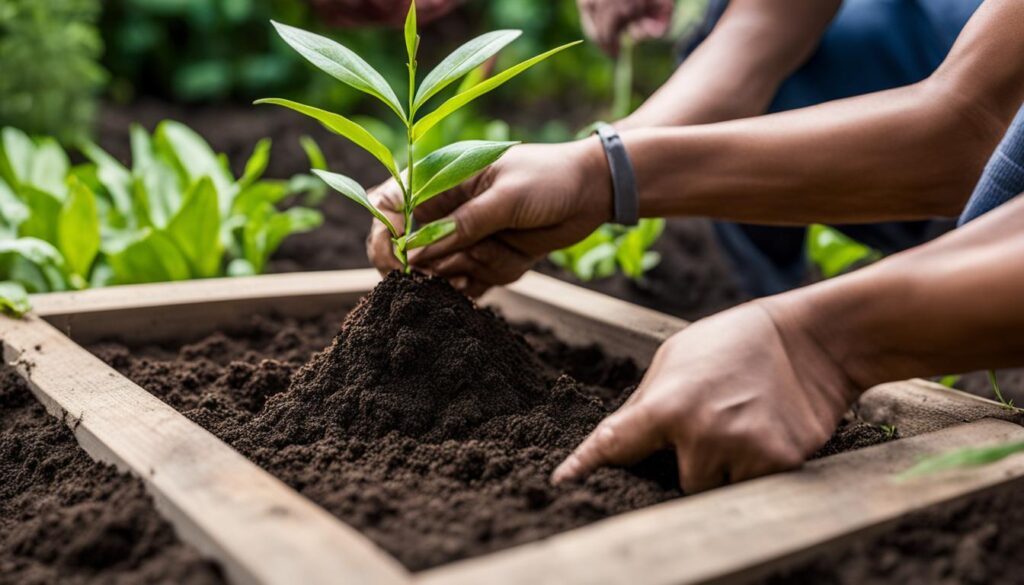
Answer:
[{"left": 3, "top": 269, "right": 1023, "bottom": 585}]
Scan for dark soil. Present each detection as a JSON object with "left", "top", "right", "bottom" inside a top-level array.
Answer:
[
  {"left": 0, "top": 369, "right": 224, "bottom": 585},
  {"left": 763, "top": 480, "right": 1024, "bottom": 585},
  {"left": 88, "top": 272, "right": 888, "bottom": 571}
]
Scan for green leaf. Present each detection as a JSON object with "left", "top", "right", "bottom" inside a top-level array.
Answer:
[
  {"left": 154, "top": 121, "right": 236, "bottom": 214},
  {"left": 0, "top": 238, "right": 72, "bottom": 293},
  {"left": 270, "top": 21, "right": 406, "bottom": 121},
  {"left": 300, "top": 135, "right": 327, "bottom": 170},
  {"left": 232, "top": 181, "right": 290, "bottom": 217},
  {"left": 938, "top": 374, "right": 962, "bottom": 388},
  {"left": 413, "top": 40, "right": 581, "bottom": 141},
  {"left": 312, "top": 169, "right": 397, "bottom": 237},
  {"left": 227, "top": 258, "right": 257, "bottom": 277},
  {"left": 414, "top": 30, "right": 521, "bottom": 110},
  {"left": 807, "top": 224, "right": 881, "bottom": 278},
  {"left": 1, "top": 127, "right": 34, "bottom": 186},
  {"left": 80, "top": 141, "right": 135, "bottom": 220},
  {"left": 0, "top": 281, "right": 31, "bottom": 316},
  {"left": 29, "top": 138, "right": 70, "bottom": 198},
  {"left": 406, "top": 218, "right": 456, "bottom": 250},
  {"left": 255, "top": 99, "right": 399, "bottom": 181},
  {"left": 17, "top": 186, "right": 63, "bottom": 244},
  {"left": 0, "top": 179, "right": 29, "bottom": 228},
  {"left": 617, "top": 218, "right": 665, "bottom": 280},
  {"left": 167, "top": 177, "right": 222, "bottom": 278},
  {"left": 58, "top": 177, "right": 101, "bottom": 279},
  {"left": 900, "top": 440, "right": 1024, "bottom": 479},
  {"left": 106, "top": 228, "right": 191, "bottom": 284},
  {"left": 404, "top": 0, "right": 418, "bottom": 66},
  {"left": 412, "top": 140, "right": 517, "bottom": 205},
  {"left": 241, "top": 204, "right": 322, "bottom": 273},
  {"left": 239, "top": 138, "right": 272, "bottom": 188}
]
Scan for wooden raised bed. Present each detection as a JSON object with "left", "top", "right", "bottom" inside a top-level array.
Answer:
[{"left": 3, "top": 269, "right": 1024, "bottom": 585}]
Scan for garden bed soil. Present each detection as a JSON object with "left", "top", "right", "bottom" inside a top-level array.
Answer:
[
  {"left": 0, "top": 369, "right": 224, "bottom": 584},
  {"left": 87, "top": 272, "right": 887, "bottom": 571}
]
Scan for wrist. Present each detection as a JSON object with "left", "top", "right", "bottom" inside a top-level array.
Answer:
[{"left": 573, "top": 135, "right": 616, "bottom": 224}]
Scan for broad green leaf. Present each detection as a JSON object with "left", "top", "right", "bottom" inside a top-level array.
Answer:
[
  {"left": 130, "top": 124, "right": 156, "bottom": 176},
  {"left": 412, "top": 140, "right": 517, "bottom": 205},
  {"left": 232, "top": 180, "right": 290, "bottom": 217},
  {"left": 106, "top": 228, "right": 191, "bottom": 284},
  {"left": 255, "top": 99, "right": 399, "bottom": 180},
  {"left": 241, "top": 203, "right": 322, "bottom": 273},
  {"left": 167, "top": 177, "right": 222, "bottom": 278},
  {"left": 300, "top": 135, "right": 327, "bottom": 170},
  {"left": 239, "top": 138, "right": 272, "bottom": 188},
  {"left": 414, "top": 30, "right": 521, "bottom": 110},
  {"left": 80, "top": 141, "right": 135, "bottom": 220},
  {"left": 227, "top": 258, "right": 257, "bottom": 277},
  {"left": 413, "top": 40, "right": 581, "bottom": 141},
  {"left": 17, "top": 187, "right": 63, "bottom": 244},
  {"left": 58, "top": 177, "right": 101, "bottom": 279},
  {"left": 406, "top": 218, "right": 456, "bottom": 250},
  {"left": 0, "top": 281, "right": 31, "bottom": 316},
  {"left": 807, "top": 224, "right": 881, "bottom": 278},
  {"left": 28, "top": 138, "right": 70, "bottom": 198},
  {"left": 617, "top": 219, "right": 665, "bottom": 279},
  {"left": 0, "top": 179, "right": 29, "bottom": 228},
  {"left": 577, "top": 242, "right": 618, "bottom": 281},
  {"left": 1, "top": 127, "right": 34, "bottom": 186},
  {"left": 900, "top": 440, "right": 1024, "bottom": 479},
  {"left": 312, "top": 169, "right": 397, "bottom": 236},
  {"left": 0, "top": 238, "right": 72, "bottom": 293},
  {"left": 154, "top": 121, "right": 236, "bottom": 213},
  {"left": 270, "top": 21, "right": 406, "bottom": 121},
  {"left": 404, "top": 0, "right": 418, "bottom": 66}
]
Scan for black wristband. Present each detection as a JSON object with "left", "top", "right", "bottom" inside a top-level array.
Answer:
[{"left": 593, "top": 122, "right": 639, "bottom": 226}]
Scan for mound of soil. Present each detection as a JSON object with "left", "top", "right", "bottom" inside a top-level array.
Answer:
[{"left": 0, "top": 369, "right": 224, "bottom": 584}]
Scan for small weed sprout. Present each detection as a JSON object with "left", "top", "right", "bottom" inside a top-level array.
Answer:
[{"left": 258, "top": 3, "right": 579, "bottom": 271}]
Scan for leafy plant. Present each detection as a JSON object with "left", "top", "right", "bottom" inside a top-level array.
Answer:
[
  {"left": 550, "top": 219, "right": 665, "bottom": 281},
  {"left": 807, "top": 224, "right": 882, "bottom": 278},
  {"left": 0, "top": 0, "right": 106, "bottom": 143},
  {"left": 900, "top": 440, "right": 1024, "bottom": 479},
  {"left": 0, "top": 123, "right": 321, "bottom": 315},
  {"left": 257, "top": 3, "right": 579, "bottom": 270}
]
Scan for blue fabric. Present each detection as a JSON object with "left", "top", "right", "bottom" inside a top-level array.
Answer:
[
  {"left": 958, "top": 105, "right": 1024, "bottom": 225},
  {"left": 688, "top": 0, "right": 982, "bottom": 296}
]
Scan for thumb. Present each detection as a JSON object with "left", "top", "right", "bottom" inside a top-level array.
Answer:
[
  {"left": 411, "top": 187, "right": 515, "bottom": 264},
  {"left": 551, "top": 402, "right": 665, "bottom": 484}
]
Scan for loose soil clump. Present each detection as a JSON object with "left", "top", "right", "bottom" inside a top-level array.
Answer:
[
  {"left": 90, "top": 272, "right": 890, "bottom": 571},
  {"left": 0, "top": 369, "right": 224, "bottom": 585}
]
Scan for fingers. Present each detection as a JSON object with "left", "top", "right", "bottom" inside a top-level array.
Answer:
[
  {"left": 418, "top": 238, "right": 535, "bottom": 289},
  {"left": 552, "top": 402, "right": 665, "bottom": 484},
  {"left": 366, "top": 180, "right": 407, "bottom": 273},
  {"left": 413, "top": 188, "right": 516, "bottom": 264}
]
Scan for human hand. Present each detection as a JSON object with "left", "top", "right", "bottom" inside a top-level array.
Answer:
[
  {"left": 552, "top": 300, "right": 861, "bottom": 493},
  {"left": 366, "top": 139, "right": 613, "bottom": 296},
  {"left": 577, "top": 0, "right": 674, "bottom": 56}
]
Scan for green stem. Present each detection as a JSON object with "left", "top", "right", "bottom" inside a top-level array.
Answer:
[
  {"left": 989, "top": 370, "right": 1015, "bottom": 410},
  {"left": 403, "top": 57, "right": 417, "bottom": 274},
  {"left": 612, "top": 34, "right": 635, "bottom": 120}
]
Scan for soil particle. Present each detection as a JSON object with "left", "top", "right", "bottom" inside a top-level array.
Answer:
[{"left": 0, "top": 369, "right": 224, "bottom": 585}]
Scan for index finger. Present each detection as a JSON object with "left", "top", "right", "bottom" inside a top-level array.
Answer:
[
  {"left": 551, "top": 402, "right": 665, "bottom": 484},
  {"left": 366, "top": 179, "right": 407, "bottom": 273}
]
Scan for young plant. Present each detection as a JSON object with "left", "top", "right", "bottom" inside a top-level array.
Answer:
[
  {"left": 256, "top": 3, "right": 579, "bottom": 270},
  {"left": 0, "top": 123, "right": 322, "bottom": 315},
  {"left": 807, "top": 224, "right": 882, "bottom": 278}
]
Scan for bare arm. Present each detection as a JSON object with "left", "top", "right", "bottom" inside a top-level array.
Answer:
[
  {"left": 618, "top": 0, "right": 842, "bottom": 129},
  {"left": 625, "top": 0, "right": 1024, "bottom": 223}
]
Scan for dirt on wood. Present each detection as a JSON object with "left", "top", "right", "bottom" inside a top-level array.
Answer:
[
  {"left": 89, "top": 272, "right": 889, "bottom": 571},
  {"left": 0, "top": 369, "right": 224, "bottom": 585}
]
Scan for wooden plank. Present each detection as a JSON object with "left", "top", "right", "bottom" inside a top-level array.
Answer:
[
  {"left": 31, "top": 269, "right": 382, "bottom": 344},
  {"left": 484, "top": 272, "right": 689, "bottom": 367},
  {"left": 0, "top": 314, "right": 410, "bottom": 585},
  {"left": 857, "top": 378, "right": 1023, "bottom": 437},
  {"left": 416, "top": 418, "right": 1024, "bottom": 585}
]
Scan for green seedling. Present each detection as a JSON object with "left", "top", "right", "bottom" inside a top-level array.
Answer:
[
  {"left": 258, "top": 3, "right": 579, "bottom": 271},
  {"left": 880, "top": 424, "right": 898, "bottom": 439},
  {"left": 807, "top": 224, "right": 882, "bottom": 279},
  {"left": 0, "top": 124, "right": 321, "bottom": 316},
  {"left": 988, "top": 370, "right": 1018, "bottom": 411},
  {"left": 900, "top": 440, "right": 1024, "bottom": 479}
]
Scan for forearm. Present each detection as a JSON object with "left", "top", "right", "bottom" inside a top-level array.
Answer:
[
  {"left": 621, "top": 79, "right": 1003, "bottom": 223},
  {"left": 768, "top": 195, "right": 1024, "bottom": 391},
  {"left": 618, "top": 0, "right": 840, "bottom": 129}
]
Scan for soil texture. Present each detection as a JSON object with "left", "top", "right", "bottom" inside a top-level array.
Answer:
[
  {"left": 90, "top": 272, "right": 888, "bottom": 571},
  {"left": 0, "top": 369, "right": 224, "bottom": 585}
]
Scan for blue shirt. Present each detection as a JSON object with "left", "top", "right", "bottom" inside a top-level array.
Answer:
[{"left": 959, "top": 105, "right": 1024, "bottom": 225}]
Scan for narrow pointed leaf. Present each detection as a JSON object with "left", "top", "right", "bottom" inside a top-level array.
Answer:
[
  {"left": 412, "top": 140, "right": 518, "bottom": 205},
  {"left": 406, "top": 218, "right": 456, "bottom": 250},
  {"left": 414, "top": 30, "right": 521, "bottom": 110},
  {"left": 255, "top": 99, "right": 399, "bottom": 180},
  {"left": 271, "top": 21, "right": 406, "bottom": 121},
  {"left": 414, "top": 40, "right": 581, "bottom": 141},
  {"left": 900, "top": 440, "right": 1024, "bottom": 479},
  {"left": 58, "top": 177, "right": 101, "bottom": 279},
  {"left": 404, "top": 0, "right": 418, "bottom": 65},
  {"left": 300, "top": 135, "right": 327, "bottom": 170},
  {"left": 239, "top": 138, "right": 272, "bottom": 188},
  {"left": 312, "top": 169, "right": 397, "bottom": 237}
]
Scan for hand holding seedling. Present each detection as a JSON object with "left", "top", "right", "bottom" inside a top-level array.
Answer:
[
  {"left": 259, "top": 2, "right": 578, "bottom": 272},
  {"left": 367, "top": 140, "right": 613, "bottom": 296},
  {"left": 552, "top": 301, "right": 857, "bottom": 493},
  {"left": 577, "top": 0, "right": 673, "bottom": 56}
]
